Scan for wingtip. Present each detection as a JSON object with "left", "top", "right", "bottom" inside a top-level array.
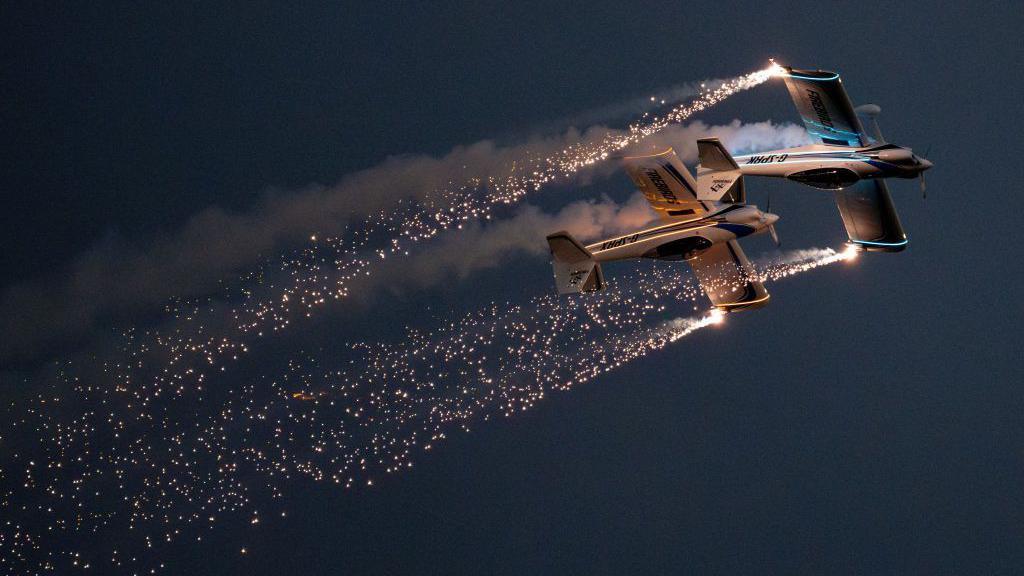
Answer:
[
  {"left": 851, "top": 238, "right": 909, "bottom": 253},
  {"left": 714, "top": 293, "right": 771, "bottom": 312},
  {"left": 621, "top": 147, "right": 675, "bottom": 160},
  {"left": 781, "top": 67, "right": 840, "bottom": 81}
]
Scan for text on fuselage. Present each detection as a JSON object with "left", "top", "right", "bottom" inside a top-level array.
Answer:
[
  {"left": 745, "top": 154, "right": 788, "bottom": 165},
  {"left": 600, "top": 234, "right": 640, "bottom": 251}
]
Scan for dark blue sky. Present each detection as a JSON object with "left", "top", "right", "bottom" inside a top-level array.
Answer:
[{"left": 2, "top": 2, "right": 1022, "bottom": 574}]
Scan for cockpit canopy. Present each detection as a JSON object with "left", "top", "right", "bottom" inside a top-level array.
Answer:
[{"left": 787, "top": 167, "right": 861, "bottom": 190}]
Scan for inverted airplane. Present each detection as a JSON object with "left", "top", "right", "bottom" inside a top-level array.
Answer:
[
  {"left": 546, "top": 64, "right": 930, "bottom": 309},
  {"left": 547, "top": 142, "right": 779, "bottom": 311},
  {"left": 713, "top": 65, "right": 933, "bottom": 252}
]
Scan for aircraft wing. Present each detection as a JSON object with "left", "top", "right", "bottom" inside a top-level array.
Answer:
[
  {"left": 834, "top": 179, "right": 908, "bottom": 251},
  {"left": 622, "top": 148, "right": 713, "bottom": 221},
  {"left": 689, "top": 240, "right": 769, "bottom": 311},
  {"left": 780, "top": 67, "right": 871, "bottom": 147}
]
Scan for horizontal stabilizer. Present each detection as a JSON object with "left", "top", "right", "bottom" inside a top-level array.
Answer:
[
  {"left": 547, "top": 231, "right": 605, "bottom": 294},
  {"left": 696, "top": 138, "right": 745, "bottom": 203}
]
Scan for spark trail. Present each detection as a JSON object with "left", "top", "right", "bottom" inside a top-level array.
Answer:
[
  {"left": 125, "top": 63, "right": 785, "bottom": 405},
  {"left": 20, "top": 64, "right": 783, "bottom": 449},
  {"left": 398, "top": 63, "right": 784, "bottom": 245},
  {"left": 1, "top": 62, "right": 788, "bottom": 573},
  {"left": 0, "top": 244, "right": 854, "bottom": 574}
]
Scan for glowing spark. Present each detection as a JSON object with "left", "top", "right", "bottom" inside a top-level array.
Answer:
[
  {"left": 0, "top": 62, "right": 793, "bottom": 574},
  {"left": 766, "top": 58, "right": 786, "bottom": 77},
  {"left": 708, "top": 309, "right": 726, "bottom": 325},
  {"left": 842, "top": 243, "right": 861, "bottom": 261},
  {"left": 0, "top": 243, "right": 848, "bottom": 573}
]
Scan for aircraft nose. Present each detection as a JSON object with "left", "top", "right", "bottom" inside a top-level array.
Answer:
[
  {"left": 919, "top": 157, "right": 933, "bottom": 171},
  {"left": 766, "top": 213, "right": 780, "bottom": 226}
]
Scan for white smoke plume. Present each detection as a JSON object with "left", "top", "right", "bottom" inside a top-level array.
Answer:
[
  {"left": 0, "top": 117, "right": 805, "bottom": 363},
  {"left": 345, "top": 119, "right": 811, "bottom": 298},
  {"left": 356, "top": 193, "right": 656, "bottom": 297},
  {"left": 557, "top": 76, "right": 737, "bottom": 128}
]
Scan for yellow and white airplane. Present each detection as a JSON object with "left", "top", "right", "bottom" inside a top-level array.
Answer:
[
  {"left": 546, "top": 65, "right": 931, "bottom": 309},
  {"left": 546, "top": 144, "right": 778, "bottom": 312}
]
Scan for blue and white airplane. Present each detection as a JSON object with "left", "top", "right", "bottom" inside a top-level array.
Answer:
[
  {"left": 701, "top": 65, "right": 933, "bottom": 252},
  {"left": 545, "top": 65, "right": 931, "bottom": 309}
]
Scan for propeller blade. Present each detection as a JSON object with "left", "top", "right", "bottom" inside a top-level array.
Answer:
[
  {"left": 920, "top": 171, "right": 927, "bottom": 199},
  {"left": 769, "top": 224, "right": 780, "bottom": 247}
]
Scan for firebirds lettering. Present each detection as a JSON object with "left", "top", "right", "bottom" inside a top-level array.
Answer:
[
  {"left": 644, "top": 169, "right": 679, "bottom": 204},
  {"left": 806, "top": 88, "right": 834, "bottom": 128}
]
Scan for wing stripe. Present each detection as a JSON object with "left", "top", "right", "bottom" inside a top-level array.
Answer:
[{"left": 784, "top": 71, "right": 839, "bottom": 81}]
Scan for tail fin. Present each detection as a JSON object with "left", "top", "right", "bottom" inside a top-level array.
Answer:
[
  {"left": 546, "top": 231, "right": 605, "bottom": 294},
  {"left": 696, "top": 138, "right": 745, "bottom": 203}
]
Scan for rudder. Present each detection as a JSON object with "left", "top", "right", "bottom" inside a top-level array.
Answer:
[
  {"left": 546, "top": 231, "right": 605, "bottom": 294},
  {"left": 696, "top": 138, "right": 745, "bottom": 203}
]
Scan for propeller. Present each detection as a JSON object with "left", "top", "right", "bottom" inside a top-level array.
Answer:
[
  {"left": 765, "top": 195, "right": 781, "bottom": 247},
  {"left": 919, "top": 145, "right": 931, "bottom": 199}
]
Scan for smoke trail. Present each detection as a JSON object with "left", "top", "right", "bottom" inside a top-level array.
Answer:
[
  {"left": 554, "top": 76, "right": 745, "bottom": 129},
  {"left": 0, "top": 241, "right": 853, "bottom": 573},
  {"left": 0, "top": 63, "right": 794, "bottom": 573},
  {"left": 105, "top": 65, "right": 786, "bottom": 418},
  {"left": 1, "top": 66, "right": 784, "bottom": 364}
]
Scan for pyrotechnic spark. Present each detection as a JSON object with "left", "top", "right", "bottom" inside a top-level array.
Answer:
[
  {"left": 757, "top": 245, "right": 860, "bottom": 281},
  {"left": 0, "top": 243, "right": 850, "bottom": 573},
  {"left": 842, "top": 243, "right": 861, "bottom": 261},
  {"left": 119, "top": 64, "right": 780, "bottom": 411},
  {"left": 34, "top": 63, "right": 779, "bottom": 431},
  {"left": 0, "top": 62, "right": 788, "bottom": 573},
  {"left": 707, "top": 309, "right": 727, "bottom": 326}
]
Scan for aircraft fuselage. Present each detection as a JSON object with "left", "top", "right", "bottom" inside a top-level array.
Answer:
[
  {"left": 587, "top": 204, "right": 777, "bottom": 263},
  {"left": 732, "top": 143, "right": 932, "bottom": 190}
]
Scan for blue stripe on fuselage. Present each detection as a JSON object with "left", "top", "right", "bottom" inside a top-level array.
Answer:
[{"left": 715, "top": 223, "right": 756, "bottom": 238}]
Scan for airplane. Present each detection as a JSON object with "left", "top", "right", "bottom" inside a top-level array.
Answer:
[
  {"left": 546, "top": 144, "right": 779, "bottom": 312},
  {"left": 700, "top": 65, "right": 933, "bottom": 252}
]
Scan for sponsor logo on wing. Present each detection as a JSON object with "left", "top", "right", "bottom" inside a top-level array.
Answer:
[
  {"left": 806, "top": 89, "right": 834, "bottom": 128},
  {"left": 644, "top": 169, "right": 679, "bottom": 204}
]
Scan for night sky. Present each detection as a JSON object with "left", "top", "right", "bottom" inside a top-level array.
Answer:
[{"left": 2, "top": 2, "right": 1022, "bottom": 574}]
